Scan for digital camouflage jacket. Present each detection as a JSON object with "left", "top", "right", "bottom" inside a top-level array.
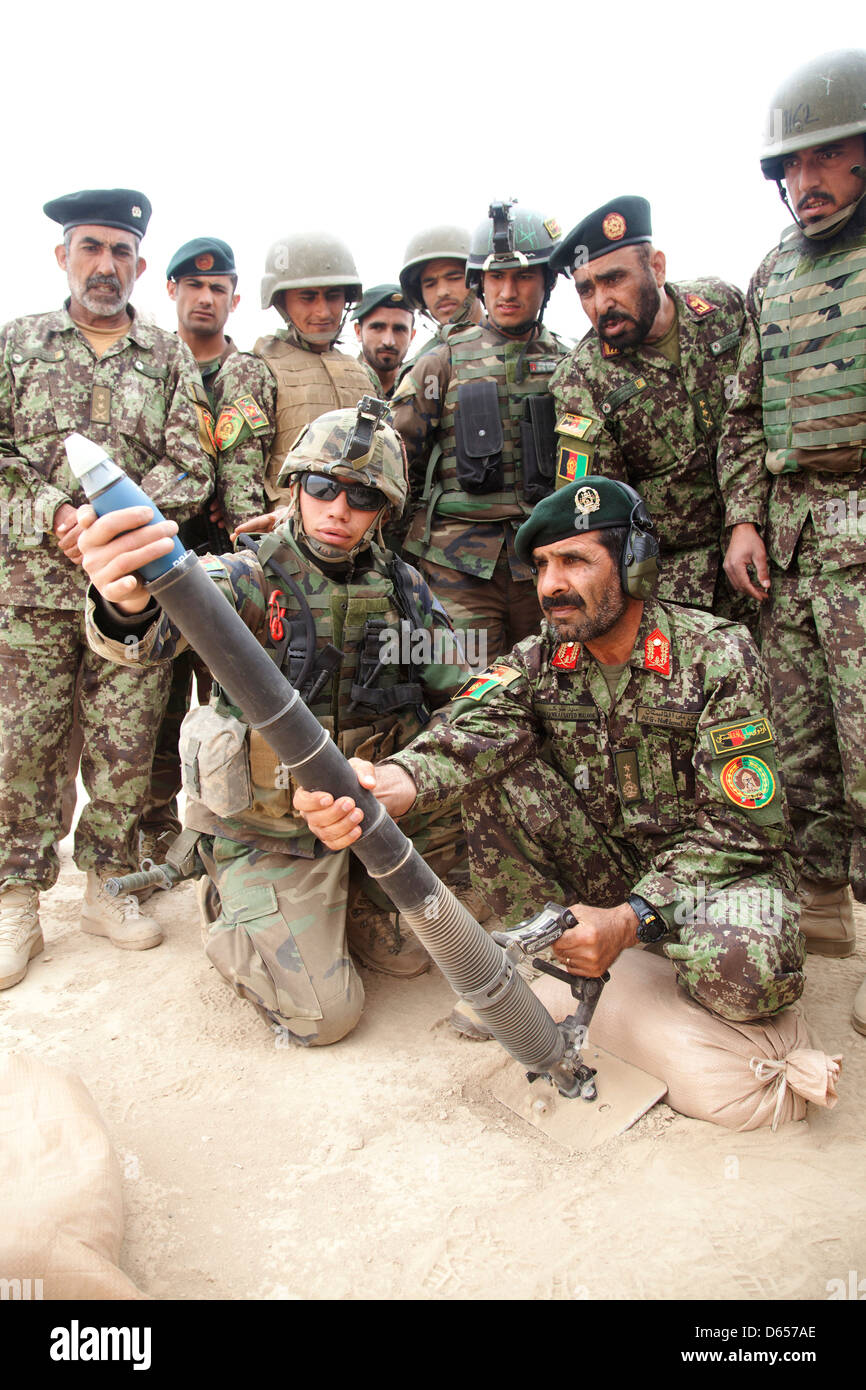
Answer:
[
  {"left": 549, "top": 280, "right": 748, "bottom": 608},
  {"left": 0, "top": 305, "right": 214, "bottom": 608}
]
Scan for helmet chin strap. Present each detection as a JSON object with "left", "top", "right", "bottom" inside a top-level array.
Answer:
[
  {"left": 777, "top": 167, "right": 866, "bottom": 240},
  {"left": 275, "top": 303, "right": 352, "bottom": 350}
]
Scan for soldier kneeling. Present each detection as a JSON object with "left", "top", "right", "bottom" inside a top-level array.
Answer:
[{"left": 79, "top": 403, "right": 469, "bottom": 1045}]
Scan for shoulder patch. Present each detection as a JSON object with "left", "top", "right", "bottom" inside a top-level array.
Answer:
[
  {"left": 684, "top": 292, "right": 717, "bottom": 318},
  {"left": 719, "top": 755, "right": 776, "bottom": 809},
  {"left": 709, "top": 718, "right": 774, "bottom": 756},
  {"left": 453, "top": 664, "right": 522, "bottom": 702},
  {"left": 193, "top": 404, "right": 216, "bottom": 460},
  {"left": 234, "top": 394, "right": 269, "bottom": 434},
  {"left": 556, "top": 412, "right": 595, "bottom": 440},
  {"left": 214, "top": 405, "right": 244, "bottom": 451},
  {"left": 556, "top": 444, "right": 591, "bottom": 486}
]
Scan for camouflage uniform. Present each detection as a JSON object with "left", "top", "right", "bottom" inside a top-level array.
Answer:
[
  {"left": 389, "top": 599, "right": 805, "bottom": 1023},
  {"left": 718, "top": 218, "right": 866, "bottom": 899},
  {"left": 0, "top": 304, "right": 213, "bottom": 890},
  {"left": 550, "top": 280, "right": 751, "bottom": 616},
  {"left": 141, "top": 336, "right": 272, "bottom": 847},
  {"left": 390, "top": 319, "right": 568, "bottom": 664},
  {"left": 86, "top": 525, "right": 469, "bottom": 1044}
]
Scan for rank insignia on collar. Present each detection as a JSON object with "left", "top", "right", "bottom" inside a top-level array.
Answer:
[
  {"left": 601, "top": 340, "right": 620, "bottom": 358},
  {"left": 684, "top": 292, "right": 716, "bottom": 317},
  {"left": 552, "top": 642, "right": 581, "bottom": 669},
  {"left": 644, "top": 628, "right": 671, "bottom": 675}
]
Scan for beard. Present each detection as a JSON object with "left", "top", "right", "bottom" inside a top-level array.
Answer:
[
  {"left": 69, "top": 270, "right": 131, "bottom": 317},
  {"left": 597, "top": 272, "right": 660, "bottom": 348},
  {"left": 541, "top": 583, "right": 627, "bottom": 643},
  {"left": 793, "top": 188, "right": 866, "bottom": 259}
]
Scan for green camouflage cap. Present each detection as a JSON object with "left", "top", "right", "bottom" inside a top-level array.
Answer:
[
  {"left": 351, "top": 283, "right": 412, "bottom": 322},
  {"left": 166, "top": 237, "right": 236, "bottom": 280},
  {"left": 514, "top": 476, "right": 650, "bottom": 565}
]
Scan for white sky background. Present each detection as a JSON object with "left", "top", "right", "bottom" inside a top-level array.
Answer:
[{"left": 6, "top": 0, "right": 866, "bottom": 355}]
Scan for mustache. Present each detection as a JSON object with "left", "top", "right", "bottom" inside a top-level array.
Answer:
[
  {"left": 797, "top": 193, "right": 834, "bottom": 212},
  {"left": 86, "top": 274, "right": 123, "bottom": 293},
  {"left": 541, "top": 592, "right": 586, "bottom": 612},
  {"left": 599, "top": 310, "right": 633, "bottom": 330}
]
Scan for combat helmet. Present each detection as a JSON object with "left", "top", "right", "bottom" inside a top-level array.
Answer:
[
  {"left": 277, "top": 397, "right": 408, "bottom": 560},
  {"left": 760, "top": 50, "right": 866, "bottom": 235},
  {"left": 398, "top": 224, "right": 472, "bottom": 312},
  {"left": 261, "top": 232, "right": 363, "bottom": 331},
  {"left": 466, "top": 201, "right": 562, "bottom": 299}
]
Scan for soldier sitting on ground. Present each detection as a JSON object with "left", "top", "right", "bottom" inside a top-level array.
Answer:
[
  {"left": 294, "top": 479, "right": 806, "bottom": 1029},
  {"left": 78, "top": 404, "right": 470, "bottom": 1046}
]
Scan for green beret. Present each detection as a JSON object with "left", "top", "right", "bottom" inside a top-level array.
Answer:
[
  {"left": 550, "top": 196, "right": 652, "bottom": 277},
  {"left": 351, "top": 283, "right": 412, "bottom": 322},
  {"left": 43, "top": 188, "right": 152, "bottom": 238},
  {"left": 166, "top": 237, "right": 236, "bottom": 281},
  {"left": 514, "top": 477, "right": 647, "bottom": 565}
]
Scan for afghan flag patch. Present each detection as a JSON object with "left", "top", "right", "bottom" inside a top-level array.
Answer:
[
  {"left": 557, "top": 413, "right": 594, "bottom": 440},
  {"left": 556, "top": 445, "right": 590, "bottom": 484},
  {"left": 454, "top": 664, "right": 521, "bottom": 701},
  {"left": 644, "top": 628, "right": 671, "bottom": 675},
  {"left": 710, "top": 718, "right": 774, "bottom": 756},
  {"left": 235, "top": 394, "right": 268, "bottom": 431},
  {"left": 719, "top": 755, "right": 776, "bottom": 808}
]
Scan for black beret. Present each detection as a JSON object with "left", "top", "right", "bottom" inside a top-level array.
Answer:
[
  {"left": 351, "top": 283, "right": 412, "bottom": 322},
  {"left": 166, "top": 237, "right": 237, "bottom": 281},
  {"left": 43, "top": 189, "right": 152, "bottom": 238},
  {"left": 514, "top": 476, "right": 648, "bottom": 565},
  {"left": 550, "top": 196, "right": 652, "bottom": 276}
]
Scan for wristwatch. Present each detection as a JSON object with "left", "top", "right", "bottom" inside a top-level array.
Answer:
[{"left": 628, "top": 893, "right": 667, "bottom": 944}]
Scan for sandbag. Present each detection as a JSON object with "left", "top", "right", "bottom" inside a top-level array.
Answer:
[
  {"left": 0, "top": 1053, "right": 147, "bottom": 1299},
  {"left": 534, "top": 949, "right": 841, "bottom": 1131}
]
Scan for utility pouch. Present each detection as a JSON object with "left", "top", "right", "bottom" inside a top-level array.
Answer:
[
  {"left": 454, "top": 379, "right": 504, "bottom": 492},
  {"left": 179, "top": 705, "right": 252, "bottom": 817},
  {"left": 521, "top": 394, "right": 557, "bottom": 503}
]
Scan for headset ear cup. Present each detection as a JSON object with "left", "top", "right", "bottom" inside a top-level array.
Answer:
[{"left": 620, "top": 518, "right": 661, "bottom": 599}]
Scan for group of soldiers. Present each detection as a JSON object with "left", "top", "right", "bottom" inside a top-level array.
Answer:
[{"left": 1, "top": 49, "right": 864, "bottom": 1057}]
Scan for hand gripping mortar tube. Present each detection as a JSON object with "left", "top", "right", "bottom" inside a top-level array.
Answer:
[{"left": 65, "top": 432, "right": 596, "bottom": 1098}]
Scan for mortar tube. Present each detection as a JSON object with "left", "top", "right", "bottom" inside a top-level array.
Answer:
[{"left": 146, "top": 551, "right": 569, "bottom": 1077}]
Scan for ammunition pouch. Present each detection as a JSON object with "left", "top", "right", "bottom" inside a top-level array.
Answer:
[
  {"left": 179, "top": 705, "right": 252, "bottom": 818},
  {"left": 520, "top": 393, "right": 557, "bottom": 504},
  {"left": 454, "top": 379, "right": 505, "bottom": 493},
  {"left": 349, "top": 615, "right": 426, "bottom": 718}
]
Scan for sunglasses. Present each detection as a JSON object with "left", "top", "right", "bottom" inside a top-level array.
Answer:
[{"left": 302, "top": 472, "right": 386, "bottom": 511}]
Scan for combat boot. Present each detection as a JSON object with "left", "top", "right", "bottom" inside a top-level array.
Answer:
[
  {"left": 797, "top": 878, "right": 856, "bottom": 957},
  {"left": 81, "top": 870, "right": 163, "bottom": 951},
  {"left": 0, "top": 888, "right": 43, "bottom": 989},
  {"left": 346, "top": 898, "right": 430, "bottom": 978}
]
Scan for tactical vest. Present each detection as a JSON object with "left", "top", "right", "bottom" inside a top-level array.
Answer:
[
  {"left": 200, "top": 533, "right": 431, "bottom": 837},
  {"left": 254, "top": 336, "right": 372, "bottom": 498},
  {"left": 760, "top": 232, "right": 866, "bottom": 474},
  {"left": 423, "top": 325, "right": 562, "bottom": 523}
]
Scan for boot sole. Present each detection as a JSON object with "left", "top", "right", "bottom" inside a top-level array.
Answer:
[
  {"left": 0, "top": 932, "right": 44, "bottom": 989},
  {"left": 81, "top": 911, "right": 163, "bottom": 951},
  {"left": 853, "top": 1013, "right": 866, "bottom": 1036}
]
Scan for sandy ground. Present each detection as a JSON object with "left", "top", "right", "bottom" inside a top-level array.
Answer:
[{"left": 2, "top": 827, "right": 865, "bottom": 1305}]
